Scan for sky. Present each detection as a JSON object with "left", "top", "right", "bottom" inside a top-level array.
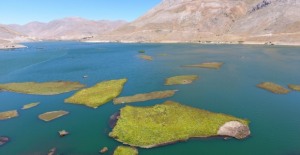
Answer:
[{"left": 0, "top": 0, "right": 161, "bottom": 25}]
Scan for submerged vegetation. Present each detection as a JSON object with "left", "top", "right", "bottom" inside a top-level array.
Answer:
[
  {"left": 38, "top": 110, "right": 69, "bottom": 122},
  {"left": 165, "top": 75, "right": 198, "bottom": 85},
  {"left": 0, "top": 81, "right": 85, "bottom": 95},
  {"left": 139, "top": 55, "right": 153, "bottom": 61},
  {"left": 288, "top": 84, "right": 300, "bottom": 91},
  {"left": 110, "top": 101, "right": 250, "bottom": 148},
  {"left": 65, "top": 79, "right": 127, "bottom": 108},
  {"left": 0, "top": 110, "right": 18, "bottom": 120},
  {"left": 257, "top": 82, "right": 290, "bottom": 94},
  {"left": 113, "top": 90, "right": 177, "bottom": 104},
  {"left": 182, "top": 62, "right": 223, "bottom": 69},
  {"left": 22, "top": 102, "right": 40, "bottom": 110},
  {"left": 113, "top": 146, "right": 138, "bottom": 155}
]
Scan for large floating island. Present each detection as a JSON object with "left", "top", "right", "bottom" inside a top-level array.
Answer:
[
  {"left": 109, "top": 101, "right": 250, "bottom": 148},
  {"left": 113, "top": 146, "right": 138, "bottom": 155},
  {"left": 165, "top": 75, "right": 198, "bottom": 85},
  {"left": 0, "top": 81, "right": 85, "bottom": 95},
  {"left": 257, "top": 82, "right": 290, "bottom": 94},
  {"left": 0, "top": 110, "right": 18, "bottom": 120},
  {"left": 182, "top": 62, "right": 223, "bottom": 69}
]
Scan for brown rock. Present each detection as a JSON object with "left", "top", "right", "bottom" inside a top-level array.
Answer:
[
  {"left": 217, "top": 121, "right": 250, "bottom": 139},
  {"left": 100, "top": 147, "right": 108, "bottom": 153}
]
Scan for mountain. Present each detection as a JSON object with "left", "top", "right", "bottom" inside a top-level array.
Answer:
[
  {"left": 8, "top": 17, "right": 127, "bottom": 40},
  {"left": 0, "top": 25, "right": 29, "bottom": 49},
  {"left": 89, "top": 0, "right": 300, "bottom": 45}
]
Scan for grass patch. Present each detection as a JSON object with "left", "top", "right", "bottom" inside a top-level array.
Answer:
[
  {"left": 22, "top": 102, "right": 40, "bottom": 110},
  {"left": 38, "top": 110, "right": 69, "bottom": 122},
  {"left": 288, "top": 84, "right": 300, "bottom": 91},
  {"left": 0, "top": 81, "right": 85, "bottom": 95},
  {"left": 113, "top": 146, "right": 138, "bottom": 155},
  {"left": 110, "top": 101, "right": 250, "bottom": 148},
  {"left": 0, "top": 110, "right": 18, "bottom": 120},
  {"left": 257, "top": 82, "right": 290, "bottom": 94},
  {"left": 65, "top": 79, "right": 127, "bottom": 108},
  {"left": 182, "top": 62, "right": 223, "bottom": 69},
  {"left": 113, "top": 90, "right": 177, "bottom": 104},
  {"left": 165, "top": 75, "right": 198, "bottom": 85},
  {"left": 139, "top": 55, "right": 153, "bottom": 61}
]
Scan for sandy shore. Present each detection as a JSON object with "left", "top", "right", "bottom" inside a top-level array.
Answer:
[{"left": 0, "top": 43, "right": 27, "bottom": 50}]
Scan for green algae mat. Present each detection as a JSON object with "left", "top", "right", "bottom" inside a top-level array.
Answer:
[
  {"left": 38, "top": 110, "right": 69, "bottom": 122},
  {"left": 0, "top": 110, "right": 18, "bottom": 120},
  {"left": 113, "top": 146, "right": 138, "bottom": 155},
  {"left": 288, "top": 84, "right": 300, "bottom": 91},
  {"left": 0, "top": 81, "right": 85, "bottom": 95},
  {"left": 109, "top": 101, "right": 250, "bottom": 148},
  {"left": 257, "top": 82, "right": 290, "bottom": 94},
  {"left": 182, "top": 62, "right": 223, "bottom": 69},
  {"left": 65, "top": 79, "right": 127, "bottom": 108},
  {"left": 165, "top": 75, "right": 198, "bottom": 85},
  {"left": 22, "top": 102, "right": 40, "bottom": 110},
  {"left": 113, "top": 90, "right": 177, "bottom": 104}
]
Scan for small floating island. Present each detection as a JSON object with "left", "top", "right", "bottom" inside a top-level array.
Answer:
[
  {"left": 165, "top": 75, "right": 198, "bottom": 85},
  {"left": 113, "top": 90, "right": 177, "bottom": 104},
  {"left": 65, "top": 79, "right": 127, "bottom": 108},
  {"left": 139, "top": 55, "right": 153, "bottom": 61},
  {"left": 288, "top": 84, "right": 300, "bottom": 91},
  {"left": 0, "top": 81, "right": 85, "bottom": 95},
  {"left": 38, "top": 110, "right": 69, "bottom": 122},
  {"left": 0, "top": 110, "right": 18, "bottom": 120},
  {"left": 113, "top": 146, "right": 138, "bottom": 155},
  {"left": 109, "top": 101, "right": 250, "bottom": 148},
  {"left": 182, "top": 62, "right": 223, "bottom": 69},
  {"left": 257, "top": 82, "right": 290, "bottom": 94},
  {"left": 22, "top": 102, "right": 40, "bottom": 110}
]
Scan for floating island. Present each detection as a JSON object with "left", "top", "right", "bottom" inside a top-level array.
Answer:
[
  {"left": 0, "top": 110, "right": 18, "bottom": 120},
  {"left": 109, "top": 101, "right": 250, "bottom": 148},
  {"left": 182, "top": 62, "right": 223, "bottom": 69},
  {"left": 139, "top": 55, "right": 153, "bottom": 61},
  {"left": 165, "top": 75, "right": 198, "bottom": 85},
  {"left": 38, "top": 110, "right": 69, "bottom": 122},
  {"left": 65, "top": 79, "right": 127, "bottom": 108},
  {"left": 288, "top": 84, "right": 300, "bottom": 91},
  {"left": 257, "top": 82, "right": 290, "bottom": 94},
  {"left": 0, "top": 81, "right": 85, "bottom": 95},
  {"left": 138, "top": 50, "right": 145, "bottom": 53},
  {"left": 113, "top": 146, "right": 138, "bottom": 155},
  {"left": 113, "top": 90, "right": 177, "bottom": 104},
  {"left": 22, "top": 102, "right": 40, "bottom": 110}
]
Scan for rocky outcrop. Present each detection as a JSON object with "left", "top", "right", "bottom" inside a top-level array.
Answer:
[{"left": 217, "top": 121, "right": 251, "bottom": 139}]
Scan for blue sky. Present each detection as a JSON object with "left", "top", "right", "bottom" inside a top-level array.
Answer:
[{"left": 0, "top": 0, "right": 161, "bottom": 25}]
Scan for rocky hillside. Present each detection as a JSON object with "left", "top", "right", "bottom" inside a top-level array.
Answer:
[
  {"left": 8, "top": 17, "right": 127, "bottom": 40},
  {"left": 90, "top": 0, "right": 300, "bottom": 45}
]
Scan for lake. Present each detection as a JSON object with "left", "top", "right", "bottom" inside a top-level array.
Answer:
[{"left": 0, "top": 42, "right": 300, "bottom": 155}]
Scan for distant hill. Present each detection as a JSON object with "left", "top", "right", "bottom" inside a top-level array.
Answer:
[{"left": 89, "top": 0, "right": 300, "bottom": 45}]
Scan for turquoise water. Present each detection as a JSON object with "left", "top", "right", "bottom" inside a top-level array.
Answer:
[{"left": 0, "top": 42, "right": 300, "bottom": 155}]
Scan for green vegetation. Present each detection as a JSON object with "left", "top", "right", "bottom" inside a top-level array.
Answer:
[
  {"left": 38, "top": 110, "right": 69, "bottom": 122},
  {"left": 257, "top": 82, "right": 290, "bottom": 94},
  {"left": 0, "top": 110, "right": 18, "bottom": 120},
  {"left": 288, "top": 84, "right": 300, "bottom": 91},
  {"left": 165, "top": 75, "right": 198, "bottom": 85},
  {"left": 139, "top": 55, "right": 153, "bottom": 61},
  {"left": 182, "top": 62, "right": 223, "bottom": 69},
  {"left": 138, "top": 50, "right": 145, "bottom": 53},
  {"left": 65, "top": 79, "right": 127, "bottom": 108},
  {"left": 0, "top": 81, "right": 85, "bottom": 95},
  {"left": 22, "top": 102, "right": 40, "bottom": 110},
  {"left": 113, "top": 90, "right": 177, "bottom": 104},
  {"left": 113, "top": 146, "right": 138, "bottom": 155},
  {"left": 110, "top": 101, "right": 249, "bottom": 148}
]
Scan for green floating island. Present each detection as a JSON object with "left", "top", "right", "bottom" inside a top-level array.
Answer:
[
  {"left": 113, "top": 146, "right": 138, "bottom": 155},
  {"left": 257, "top": 82, "right": 290, "bottom": 94},
  {"left": 138, "top": 50, "right": 145, "bottom": 53},
  {"left": 139, "top": 55, "right": 153, "bottom": 61},
  {"left": 22, "top": 102, "right": 40, "bottom": 110},
  {"left": 38, "top": 110, "right": 69, "bottom": 122},
  {"left": 113, "top": 90, "right": 177, "bottom": 104},
  {"left": 0, "top": 110, "right": 18, "bottom": 120},
  {"left": 109, "top": 101, "right": 250, "bottom": 148},
  {"left": 0, "top": 81, "right": 85, "bottom": 95},
  {"left": 182, "top": 62, "right": 223, "bottom": 69},
  {"left": 165, "top": 75, "right": 198, "bottom": 85},
  {"left": 288, "top": 84, "right": 300, "bottom": 91},
  {"left": 65, "top": 79, "right": 127, "bottom": 108}
]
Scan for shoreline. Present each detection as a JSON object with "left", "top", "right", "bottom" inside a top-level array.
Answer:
[{"left": 0, "top": 44, "right": 27, "bottom": 50}]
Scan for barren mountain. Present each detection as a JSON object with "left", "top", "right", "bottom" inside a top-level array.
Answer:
[
  {"left": 9, "top": 17, "right": 127, "bottom": 40},
  {"left": 90, "top": 0, "right": 300, "bottom": 45},
  {"left": 0, "top": 25, "right": 28, "bottom": 49}
]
